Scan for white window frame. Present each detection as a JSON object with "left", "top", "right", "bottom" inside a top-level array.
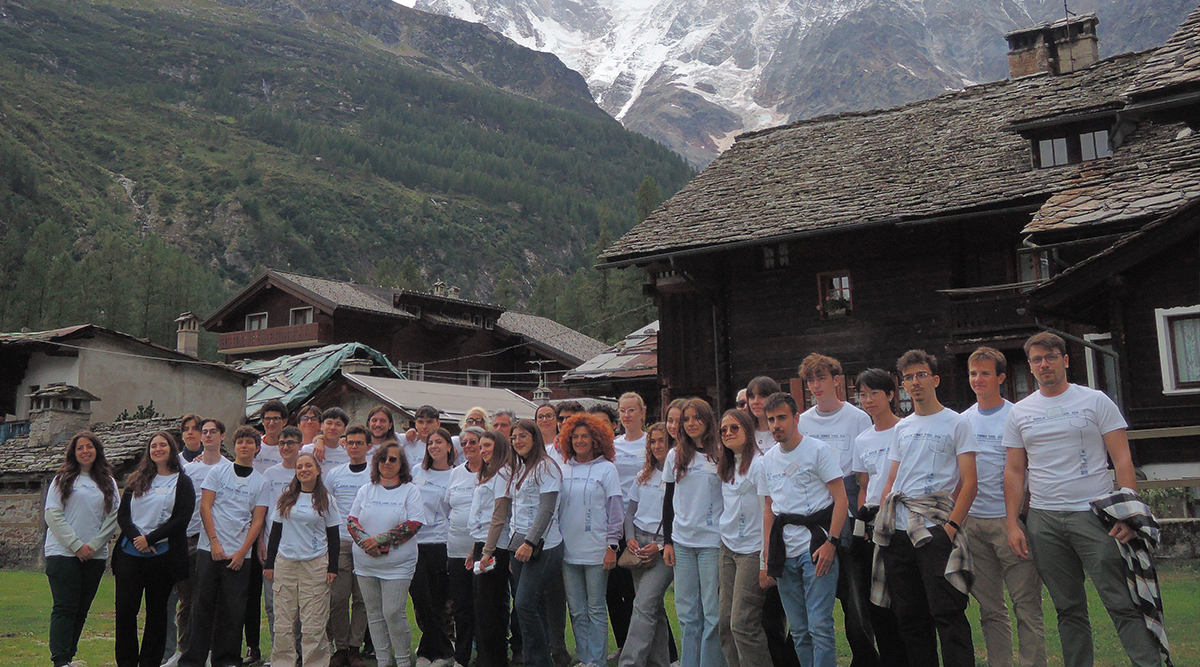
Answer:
[
  {"left": 1155, "top": 305, "right": 1200, "bottom": 395},
  {"left": 245, "top": 312, "right": 268, "bottom": 331},
  {"left": 289, "top": 307, "right": 314, "bottom": 326},
  {"left": 406, "top": 363, "right": 425, "bottom": 381},
  {"left": 467, "top": 369, "right": 491, "bottom": 388},
  {"left": 1083, "top": 332, "right": 1120, "bottom": 403}
]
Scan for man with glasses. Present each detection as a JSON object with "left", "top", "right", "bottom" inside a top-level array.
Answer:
[
  {"left": 324, "top": 426, "right": 375, "bottom": 667},
  {"left": 876, "top": 350, "right": 978, "bottom": 667},
  {"left": 1002, "top": 333, "right": 1161, "bottom": 667}
]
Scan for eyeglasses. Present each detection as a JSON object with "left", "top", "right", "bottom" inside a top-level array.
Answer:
[
  {"left": 719, "top": 424, "right": 742, "bottom": 434},
  {"left": 262, "top": 416, "right": 283, "bottom": 423},
  {"left": 536, "top": 414, "right": 555, "bottom": 421},
  {"left": 299, "top": 416, "right": 319, "bottom": 423},
  {"left": 346, "top": 440, "right": 368, "bottom": 448},
  {"left": 279, "top": 440, "right": 300, "bottom": 447},
  {"left": 382, "top": 456, "right": 400, "bottom": 464},
  {"left": 465, "top": 418, "right": 485, "bottom": 425},
  {"left": 901, "top": 371, "right": 932, "bottom": 383},
  {"left": 1028, "top": 353, "right": 1062, "bottom": 365},
  {"left": 735, "top": 400, "right": 747, "bottom": 409}
]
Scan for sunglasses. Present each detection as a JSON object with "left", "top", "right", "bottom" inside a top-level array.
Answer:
[
  {"left": 382, "top": 456, "right": 401, "bottom": 464},
  {"left": 719, "top": 424, "right": 742, "bottom": 434},
  {"left": 465, "top": 418, "right": 486, "bottom": 425},
  {"left": 735, "top": 400, "right": 747, "bottom": 408}
]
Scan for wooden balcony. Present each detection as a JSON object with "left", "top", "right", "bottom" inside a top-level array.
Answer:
[
  {"left": 941, "top": 282, "right": 1038, "bottom": 340},
  {"left": 218, "top": 322, "right": 331, "bottom": 355}
]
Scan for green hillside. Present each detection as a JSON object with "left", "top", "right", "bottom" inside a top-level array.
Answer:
[{"left": 0, "top": 0, "right": 693, "bottom": 349}]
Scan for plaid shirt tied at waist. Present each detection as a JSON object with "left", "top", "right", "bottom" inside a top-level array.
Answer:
[
  {"left": 766, "top": 504, "right": 835, "bottom": 579},
  {"left": 1091, "top": 488, "right": 1173, "bottom": 667},
  {"left": 869, "top": 490, "right": 973, "bottom": 607}
]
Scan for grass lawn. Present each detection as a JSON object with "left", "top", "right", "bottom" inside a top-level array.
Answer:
[{"left": 3, "top": 561, "right": 1196, "bottom": 667}]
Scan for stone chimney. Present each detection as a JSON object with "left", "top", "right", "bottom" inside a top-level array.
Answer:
[
  {"left": 27, "top": 384, "right": 99, "bottom": 448},
  {"left": 432, "top": 279, "right": 448, "bottom": 297},
  {"left": 340, "top": 358, "right": 373, "bottom": 375},
  {"left": 175, "top": 311, "right": 200, "bottom": 357},
  {"left": 1005, "top": 13, "right": 1099, "bottom": 78},
  {"left": 447, "top": 286, "right": 461, "bottom": 299}
]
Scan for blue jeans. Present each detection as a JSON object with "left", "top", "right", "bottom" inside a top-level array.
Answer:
[
  {"left": 673, "top": 545, "right": 723, "bottom": 667},
  {"left": 513, "top": 545, "right": 564, "bottom": 667},
  {"left": 777, "top": 554, "right": 839, "bottom": 667},
  {"left": 562, "top": 563, "right": 610, "bottom": 665}
]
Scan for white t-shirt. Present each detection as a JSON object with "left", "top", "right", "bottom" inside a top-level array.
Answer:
[
  {"left": 612, "top": 433, "right": 647, "bottom": 502},
  {"left": 44, "top": 474, "right": 118, "bottom": 559},
  {"left": 324, "top": 462, "right": 372, "bottom": 542},
  {"left": 628, "top": 469, "right": 667, "bottom": 535},
  {"left": 184, "top": 457, "right": 232, "bottom": 537},
  {"left": 561, "top": 457, "right": 622, "bottom": 564},
  {"left": 469, "top": 468, "right": 512, "bottom": 546},
  {"left": 253, "top": 442, "right": 285, "bottom": 474},
  {"left": 754, "top": 429, "right": 774, "bottom": 452},
  {"left": 402, "top": 435, "right": 427, "bottom": 472},
  {"left": 799, "top": 403, "right": 873, "bottom": 477},
  {"left": 275, "top": 492, "right": 341, "bottom": 562},
  {"left": 199, "top": 464, "right": 270, "bottom": 552},
  {"left": 261, "top": 464, "right": 297, "bottom": 524},
  {"left": 1003, "top": 384, "right": 1127, "bottom": 512},
  {"left": 851, "top": 426, "right": 896, "bottom": 508},
  {"left": 349, "top": 483, "right": 425, "bottom": 580},
  {"left": 301, "top": 442, "right": 350, "bottom": 468},
  {"left": 413, "top": 467, "right": 453, "bottom": 545},
  {"left": 720, "top": 456, "right": 765, "bottom": 554},
  {"left": 889, "top": 408, "right": 979, "bottom": 529},
  {"left": 661, "top": 449, "right": 723, "bottom": 549},
  {"left": 445, "top": 463, "right": 480, "bottom": 558},
  {"left": 129, "top": 473, "right": 180, "bottom": 545},
  {"left": 507, "top": 458, "right": 563, "bottom": 550},
  {"left": 963, "top": 401, "right": 1013, "bottom": 519},
  {"left": 759, "top": 437, "right": 841, "bottom": 558}
]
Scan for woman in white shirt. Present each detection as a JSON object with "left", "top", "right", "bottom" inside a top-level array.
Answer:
[
  {"left": 558, "top": 413, "right": 623, "bottom": 667},
  {"left": 444, "top": 426, "right": 485, "bottom": 667},
  {"left": 505, "top": 420, "right": 564, "bottom": 667},
  {"left": 44, "top": 432, "right": 119, "bottom": 667},
  {"left": 745, "top": 376, "right": 781, "bottom": 451},
  {"left": 618, "top": 422, "right": 676, "bottom": 667},
  {"left": 467, "top": 429, "right": 514, "bottom": 667},
  {"left": 115, "top": 432, "right": 195, "bottom": 667},
  {"left": 347, "top": 442, "right": 426, "bottom": 667},
  {"left": 662, "top": 398, "right": 724, "bottom": 667},
  {"left": 715, "top": 409, "right": 770, "bottom": 667},
  {"left": 535, "top": 404, "right": 558, "bottom": 453},
  {"left": 264, "top": 453, "right": 341, "bottom": 667},
  {"left": 410, "top": 428, "right": 457, "bottom": 666}
]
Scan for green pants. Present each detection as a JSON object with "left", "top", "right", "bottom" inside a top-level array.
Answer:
[
  {"left": 45, "top": 555, "right": 107, "bottom": 667},
  {"left": 1026, "top": 509, "right": 1161, "bottom": 667}
]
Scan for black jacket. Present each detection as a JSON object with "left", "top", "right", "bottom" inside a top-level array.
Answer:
[{"left": 114, "top": 472, "right": 196, "bottom": 582}]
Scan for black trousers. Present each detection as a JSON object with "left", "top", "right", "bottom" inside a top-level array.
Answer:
[
  {"left": 850, "top": 536, "right": 909, "bottom": 667},
  {"left": 605, "top": 561, "right": 635, "bottom": 649},
  {"left": 412, "top": 544, "right": 455, "bottom": 661},
  {"left": 180, "top": 551, "right": 252, "bottom": 667},
  {"left": 244, "top": 550, "right": 263, "bottom": 653},
  {"left": 472, "top": 545, "right": 511, "bottom": 667},
  {"left": 45, "top": 556, "right": 107, "bottom": 667},
  {"left": 879, "top": 528, "right": 973, "bottom": 667},
  {"left": 448, "top": 557, "right": 475, "bottom": 667},
  {"left": 114, "top": 551, "right": 176, "bottom": 667}
]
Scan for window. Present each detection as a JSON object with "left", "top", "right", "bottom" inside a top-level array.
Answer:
[
  {"left": 1080, "top": 130, "right": 1112, "bottom": 161},
  {"left": 1155, "top": 305, "right": 1200, "bottom": 394},
  {"left": 761, "top": 243, "right": 789, "bottom": 270},
  {"left": 398, "top": 303, "right": 421, "bottom": 317},
  {"left": 289, "top": 307, "right": 313, "bottom": 326},
  {"left": 405, "top": 363, "right": 425, "bottom": 381},
  {"left": 467, "top": 369, "right": 492, "bottom": 388},
  {"left": 1018, "top": 248, "right": 1052, "bottom": 284},
  {"left": 473, "top": 315, "right": 483, "bottom": 327},
  {"left": 485, "top": 318, "right": 495, "bottom": 330},
  {"left": 817, "top": 272, "right": 852, "bottom": 319},
  {"left": 245, "top": 312, "right": 268, "bottom": 330},
  {"left": 1011, "top": 364, "right": 1035, "bottom": 401},
  {"left": 1084, "top": 333, "right": 1120, "bottom": 403},
  {"left": 1038, "top": 138, "right": 1069, "bottom": 167}
]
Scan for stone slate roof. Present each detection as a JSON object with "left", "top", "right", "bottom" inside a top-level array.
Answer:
[
  {"left": 0, "top": 417, "right": 179, "bottom": 477},
  {"left": 599, "top": 51, "right": 1150, "bottom": 264},
  {"left": 1125, "top": 3, "right": 1200, "bottom": 100},
  {"left": 496, "top": 312, "right": 607, "bottom": 366},
  {"left": 270, "top": 270, "right": 410, "bottom": 317}
]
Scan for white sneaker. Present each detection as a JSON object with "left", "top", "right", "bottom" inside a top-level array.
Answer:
[
  {"left": 161, "top": 653, "right": 182, "bottom": 667},
  {"left": 416, "top": 659, "right": 432, "bottom": 667}
]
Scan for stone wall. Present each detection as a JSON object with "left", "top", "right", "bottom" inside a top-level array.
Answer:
[
  {"left": 1159, "top": 518, "right": 1200, "bottom": 559},
  {"left": 0, "top": 487, "right": 46, "bottom": 570}
]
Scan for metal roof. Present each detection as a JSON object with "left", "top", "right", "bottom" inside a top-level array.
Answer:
[
  {"left": 563, "top": 320, "right": 658, "bottom": 383},
  {"left": 342, "top": 374, "right": 538, "bottom": 423},
  {"left": 238, "top": 343, "right": 404, "bottom": 421}
]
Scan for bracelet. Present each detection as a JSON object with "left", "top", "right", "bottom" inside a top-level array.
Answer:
[{"left": 946, "top": 520, "right": 961, "bottom": 532}]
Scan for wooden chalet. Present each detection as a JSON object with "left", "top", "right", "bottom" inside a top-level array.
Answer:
[
  {"left": 203, "top": 270, "right": 606, "bottom": 398},
  {"left": 598, "top": 7, "right": 1200, "bottom": 473}
]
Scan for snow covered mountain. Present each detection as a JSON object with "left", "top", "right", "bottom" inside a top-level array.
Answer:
[{"left": 397, "top": 0, "right": 1197, "bottom": 166}]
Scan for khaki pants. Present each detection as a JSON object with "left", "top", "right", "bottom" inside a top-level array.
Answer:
[
  {"left": 272, "top": 556, "right": 332, "bottom": 667},
  {"left": 964, "top": 516, "right": 1047, "bottom": 667},
  {"left": 327, "top": 541, "right": 367, "bottom": 651},
  {"left": 718, "top": 546, "right": 771, "bottom": 667}
]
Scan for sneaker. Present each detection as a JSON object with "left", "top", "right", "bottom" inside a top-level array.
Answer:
[
  {"left": 429, "top": 659, "right": 456, "bottom": 667},
  {"left": 243, "top": 647, "right": 262, "bottom": 666},
  {"left": 415, "top": 659, "right": 431, "bottom": 667},
  {"left": 161, "top": 652, "right": 182, "bottom": 667},
  {"left": 347, "top": 647, "right": 367, "bottom": 667},
  {"left": 330, "top": 649, "right": 348, "bottom": 667}
]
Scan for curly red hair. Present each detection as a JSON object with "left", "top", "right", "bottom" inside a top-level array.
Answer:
[{"left": 559, "top": 412, "right": 615, "bottom": 462}]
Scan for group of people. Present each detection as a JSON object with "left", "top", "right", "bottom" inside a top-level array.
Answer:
[{"left": 42, "top": 331, "right": 1170, "bottom": 667}]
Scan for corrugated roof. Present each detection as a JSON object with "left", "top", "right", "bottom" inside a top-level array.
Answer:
[
  {"left": 599, "top": 51, "right": 1151, "bottom": 263},
  {"left": 342, "top": 374, "right": 538, "bottom": 423},
  {"left": 496, "top": 312, "right": 607, "bottom": 365},
  {"left": 238, "top": 343, "right": 404, "bottom": 420},
  {"left": 1125, "top": 3, "right": 1200, "bottom": 99},
  {"left": 563, "top": 320, "right": 658, "bottom": 383}
]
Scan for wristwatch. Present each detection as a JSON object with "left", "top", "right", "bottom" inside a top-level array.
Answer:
[{"left": 826, "top": 535, "right": 841, "bottom": 548}]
